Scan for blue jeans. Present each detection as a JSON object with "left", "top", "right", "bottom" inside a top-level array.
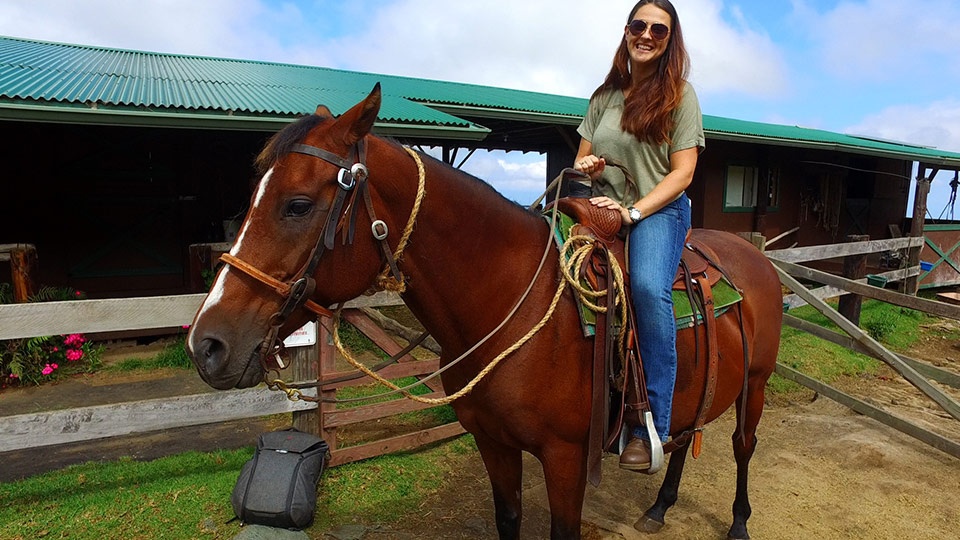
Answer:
[{"left": 628, "top": 193, "right": 691, "bottom": 442}]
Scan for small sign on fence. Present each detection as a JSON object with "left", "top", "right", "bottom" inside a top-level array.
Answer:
[{"left": 283, "top": 321, "right": 317, "bottom": 348}]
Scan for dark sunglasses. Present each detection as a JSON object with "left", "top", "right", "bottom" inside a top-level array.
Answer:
[{"left": 627, "top": 19, "right": 670, "bottom": 40}]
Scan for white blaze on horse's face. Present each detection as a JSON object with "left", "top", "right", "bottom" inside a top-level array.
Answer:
[{"left": 188, "top": 167, "right": 275, "bottom": 353}]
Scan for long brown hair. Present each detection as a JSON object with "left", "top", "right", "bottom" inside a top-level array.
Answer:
[{"left": 592, "top": 0, "right": 690, "bottom": 145}]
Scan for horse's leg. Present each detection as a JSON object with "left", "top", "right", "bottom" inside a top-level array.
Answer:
[
  {"left": 727, "top": 383, "right": 765, "bottom": 540},
  {"left": 540, "top": 443, "right": 588, "bottom": 540},
  {"left": 474, "top": 432, "right": 524, "bottom": 540},
  {"left": 635, "top": 442, "right": 690, "bottom": 533}
]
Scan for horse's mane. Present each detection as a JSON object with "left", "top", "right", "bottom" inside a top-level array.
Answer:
[{"left": 254, "top": 114, "right": 328, "bottom": 175}]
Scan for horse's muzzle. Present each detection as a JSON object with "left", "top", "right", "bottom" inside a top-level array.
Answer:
[{"left": 188, "top": 335, "right": 262, "bottom": 390}]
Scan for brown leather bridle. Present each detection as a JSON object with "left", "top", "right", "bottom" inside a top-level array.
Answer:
[{"left": 217, "top": 138, "right": 408, "bottom": 376}]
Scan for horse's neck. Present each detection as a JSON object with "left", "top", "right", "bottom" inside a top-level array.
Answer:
[{"left": 382, "top": 151, "right": 552, "bottom": 352}]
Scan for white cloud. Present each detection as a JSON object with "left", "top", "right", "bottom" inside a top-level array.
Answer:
[
  {"left": 802, "top": 0, "right": 960, "bottom": 81},
  {"left": 0, "top": 0, "right": 279, "bottom": 57},
  {"left": 432, "top": 149, "right": 548, "bottom": 204},
  {"left": 846, "top": 99, "right": 960, "bottom": 154},
  {"left": 308, "top": 0, "right": 789, "bottom": 99},
  {"left": 680, "top": 0, "right": 788, "bottom": 97},
  {"left": 0, "top": 0, "right": 791, "bottom": 102}
]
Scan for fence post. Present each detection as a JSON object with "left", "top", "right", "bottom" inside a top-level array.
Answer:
[
  {"left": 317, "top": 317, "right": 339, "bottom": 452},
  {"left": 838, "top": 234, "right": 869, "bottom": 325},
  {"left": 291, "top": 323, "right": 320, "bottom": 436},
  {"left": 906, "top": 169, "right": 935, "bottom": 294},
  {"left": 11, "top": 245, "right": 38, "bottom": 303}
]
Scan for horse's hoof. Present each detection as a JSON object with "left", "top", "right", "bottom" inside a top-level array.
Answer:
[{"left": 634, "top": 514, "right": 664, "bottom": 534}]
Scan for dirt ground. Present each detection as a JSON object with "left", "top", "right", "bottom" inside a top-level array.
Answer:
[
  {"left": 323, "top": 320, "right": 960, "bottom": 540},
  {"left": 2, "top": 329, "right": 959, "bottom": 540}
]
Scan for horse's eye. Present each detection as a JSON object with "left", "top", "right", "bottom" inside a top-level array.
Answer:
[{"left": 285, "top": 199, "right": 313, "bottom": 218}]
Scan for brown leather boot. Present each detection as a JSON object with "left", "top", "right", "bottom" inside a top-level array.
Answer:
[{"left": 619, "top": 437, "right": 651, "bottom": 471}]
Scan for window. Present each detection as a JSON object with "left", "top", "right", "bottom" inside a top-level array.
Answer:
[
  {"left": 724, "top": 165, "right": 758, "bottom": 211},
  {"left": 723, "top": 164, "right": 780, "bottom": 212}
]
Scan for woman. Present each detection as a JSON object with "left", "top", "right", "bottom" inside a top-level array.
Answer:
[{"left": 573, "top": 0, "right": 704, "bottom": 473}]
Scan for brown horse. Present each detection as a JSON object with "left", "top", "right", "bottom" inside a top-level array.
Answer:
[{"left": 186, "top": 84, "right": 783, "bottom": 540}]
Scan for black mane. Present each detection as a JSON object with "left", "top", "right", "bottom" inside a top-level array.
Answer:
[{"left": 254, "top": 114, "right": 328, "bottom": 175}]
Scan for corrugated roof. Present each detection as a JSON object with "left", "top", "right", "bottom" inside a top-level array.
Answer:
[
  {"left": 2, "top": 35, "right": 960, "bottom": 166},
  {"left": 0, "top": 35, "right": 584, "bottom": 135},
  {"left": 704, "top": 115, "right": 960, "bottom": 167}
]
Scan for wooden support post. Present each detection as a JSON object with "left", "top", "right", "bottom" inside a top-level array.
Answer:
[
  {"left": 291, "top": 325, "right": 320, "bottom": 436},
  {"left": 906, "top": 166, "right": 935, "bottom": 294},
  {"left": 838, "top": 234, "right": 869, "bottom": 325},
  {"left": 317, "top": 318, "right": 339, "bottom": 452},
  {"left": 11, "top": 245, "right": 38, "bottom": 303}
]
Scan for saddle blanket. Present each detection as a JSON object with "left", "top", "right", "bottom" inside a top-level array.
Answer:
[{"left": 547, "top": 209, "right": 742, "bottom": 337}]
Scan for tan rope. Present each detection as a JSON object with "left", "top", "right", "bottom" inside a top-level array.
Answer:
[
  {"left": 333, "top": 264, "right": 570, "bottom": 405},
  {"left": 328, "top": 232, "right": 629, "bottom": 405},
  {"left": 375, "top": 146, "right": 426, "bottom": 292}
]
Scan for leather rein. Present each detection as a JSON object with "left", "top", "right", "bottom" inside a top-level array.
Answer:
[{"left": 218, "top": 139, "right": 416, "bottom": 379}]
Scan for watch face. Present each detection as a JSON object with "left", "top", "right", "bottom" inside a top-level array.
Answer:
[{"left": 630, "top": 208, "right": 641, "bottom": 222}]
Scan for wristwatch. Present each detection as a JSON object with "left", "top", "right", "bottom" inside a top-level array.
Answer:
[{"left": 628, "top": 206, "right": 642, "bottom": 224}]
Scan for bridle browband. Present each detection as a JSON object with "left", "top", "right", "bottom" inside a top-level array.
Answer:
[{"left": 218, "top": 138, "right": 418, "bottom": 375}]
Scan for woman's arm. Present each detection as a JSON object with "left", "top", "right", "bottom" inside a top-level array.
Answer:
[{"left": 590, "top": 146, "right": 698, "bottom": 225}]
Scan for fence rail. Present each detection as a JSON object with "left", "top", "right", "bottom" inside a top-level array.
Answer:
[
  {"left": 0, "top": 290, "right": 466, "bottom": 467},
  {"left": 2, "top": 234, "right": 957, "bottom": 465}
]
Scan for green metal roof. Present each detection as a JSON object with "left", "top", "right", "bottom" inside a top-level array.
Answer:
[
  {"left": 0, "top": 35, "right": 586, "bottom": 139},
  {"left": 2, "top": 35, "right": 960, "bottom": 167},
  {"left": 704, "top": 115, "right": 960, "bottom": 168}
]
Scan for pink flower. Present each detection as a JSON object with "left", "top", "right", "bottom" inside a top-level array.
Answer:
[
  {"left": 8, "top": 373, "right": 18, "bottom": 379},
  {"left": 64, "top": 334, "right": 86, "bottom": 346},
  {"left": 41, "top": 363, "right": 58, "bottom": 375},
  {"left": 66, "top": 349, "right": 84, "bottom": 361}
]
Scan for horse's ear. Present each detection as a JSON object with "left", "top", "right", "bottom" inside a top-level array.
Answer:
[
  {"left": 336, "top": 83, "right": 381, "bottom": 145},
  {"left": 314, "top": 104, "right": 333, "bottom": 118}
]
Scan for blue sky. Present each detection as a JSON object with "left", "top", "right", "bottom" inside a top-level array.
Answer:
[{"left": 2, "top": 0, "right": 959, "bottom": 216}]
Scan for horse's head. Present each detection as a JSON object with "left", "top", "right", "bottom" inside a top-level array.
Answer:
[{"left": 186, "top": 84, "right": 415, "bottom": 389}]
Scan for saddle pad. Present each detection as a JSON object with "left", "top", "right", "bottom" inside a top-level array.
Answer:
[
  {"left": 672, "top": 279, "right": 743, "bottom": 329},
  {"left": 546, "top": 210, "right": 743, "bottom": 336}
]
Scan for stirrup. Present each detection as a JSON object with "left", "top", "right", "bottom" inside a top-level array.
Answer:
[{"left": 642, "top": 411, "right": 665, "bottom": 474}]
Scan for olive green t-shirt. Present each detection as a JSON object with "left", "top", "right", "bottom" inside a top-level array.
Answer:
[{"left": 576, "top": 82, "right": 705, "bottom": 207}]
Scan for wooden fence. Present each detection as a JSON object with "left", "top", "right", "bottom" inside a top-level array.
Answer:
[
  {"left": 2, "top": 233, "right": 959, "bottom": 467},
  {"left": 767, "top": 236, "right": 960, "bottom": 458},
  {"left": 0, "top": 291, "right": 463, "bottom": 466}
]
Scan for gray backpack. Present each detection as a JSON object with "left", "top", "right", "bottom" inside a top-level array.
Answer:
[{"left": 231, "top": 428, "right": 330, "bottom": 530}]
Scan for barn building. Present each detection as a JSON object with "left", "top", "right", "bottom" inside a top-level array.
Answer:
[{"left": 2, "top": 35, "right": 960, "bottom": 299}]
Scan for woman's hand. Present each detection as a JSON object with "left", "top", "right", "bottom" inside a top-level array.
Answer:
[
  {"left": 589, "top": 196, "right": 632, "bottom": 226},
  {"left": 574, "top": 154, "right": 606, "bottom": 180}
]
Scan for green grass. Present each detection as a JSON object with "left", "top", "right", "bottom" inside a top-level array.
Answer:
[
  {"left": 0, "top": 448, "right": 249, "bottom": 539},
  {"left": 0, "top": 436, "right": 478, "bottom": 539},
  {"left": 770, "top": 299, "right": 932, "bottom": 394},
  {"left": 314, "top": 435, "right": 476, "bottom": 529},
  {"left": 106, "top": 336, "right": 193, "bottom": 372}
]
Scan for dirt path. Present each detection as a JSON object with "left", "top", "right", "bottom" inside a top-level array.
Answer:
[{"left": 358, "top": 397, "right": 958, "bottom": 540}]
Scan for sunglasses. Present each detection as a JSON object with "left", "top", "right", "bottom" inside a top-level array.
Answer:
[{"left": 627, "top": 19, "right": 670, "bottom": 40}]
